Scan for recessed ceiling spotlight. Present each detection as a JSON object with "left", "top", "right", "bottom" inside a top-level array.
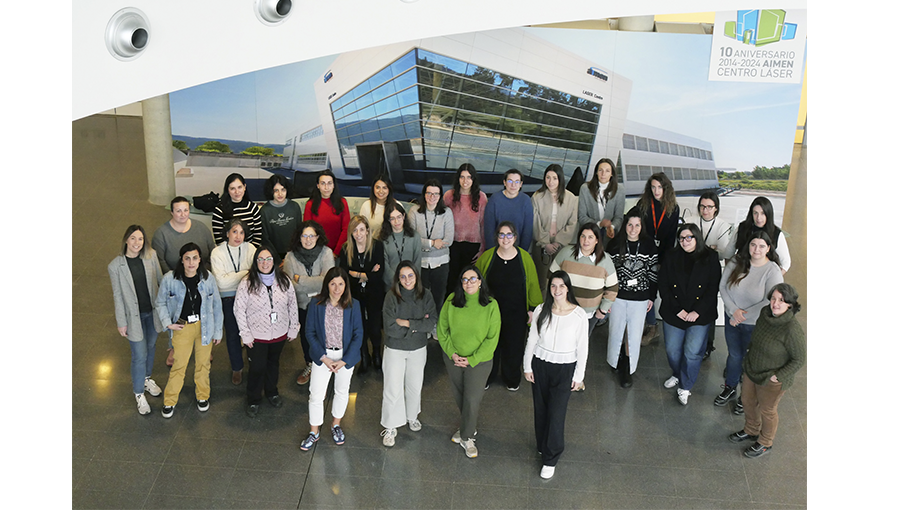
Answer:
[
  {"left": 255, "top": 0, "right": 293, "bottom": 26},
  {"left": 105, "top": 7, "right": 151, "bottom": 61}
]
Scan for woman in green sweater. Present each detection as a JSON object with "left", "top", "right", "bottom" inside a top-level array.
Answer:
[
  {"left": 728, "top": 283, "right": 805, "bottom": 458},
  {"left": 437, "top": 265, "right": 501, "bottom": 459}
]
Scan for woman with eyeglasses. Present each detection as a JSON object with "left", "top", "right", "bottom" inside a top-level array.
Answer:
[
  {"left": 726, "top": 196, "right": 791, "bottom": 274},
  {"left": 437, "top": 265, "right": 501, "bottom": 459},
  {"left": 233, "top": 245, "right": 300, "bottom": 418},
  {"left": 577, "top": 158, "right": 625, "bottom": 248},
  {"left": 210, "top": 218, "right": 257, "bottom": 385},
  {"left": 339, "top": 215, "right": 385, "bottom": 372},
  {"left": 484, "top": 169, "right": 534, "bottom": 251},
  {"left": 696, "top": 192, "right": 733, "bottom": 360},
  {"left": 380, "top": 202, "right": 422, "bottom": 290},
  {"left": 358, "top": 175, "right": 395, "bottom": 239},
  {"left": 659, "top": 223, "right": 721, "bottom": 406},
  {"left": 410, "top": 179, "right": 454, "bottom": 325},
  {"left": 283, "top": 220, "right": 335, "bottom": 386},
  {"left": 304, "top": 170, "right": 349, "bottom": 257},
  {"left": 532, "top": 164, "right": 578, "bottom": 291},
  {"left": 475, "top": 221, "right": 543, "bottom": 392},
  {"left": 444, "top": 163, "right": 489, "bottom": 297},
  {"left": 379, "top": 262, "right": 437, "bottom": 447},
  {"left": 212, "top": 173, "right": 263, "bottom": 246},
  {"left": 523, "top": 270, "right": 589, "bottom": 480}
]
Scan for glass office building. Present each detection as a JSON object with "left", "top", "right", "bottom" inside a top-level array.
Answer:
[{"left": 329, "top": 48, "right": 602, "bottom": 181}]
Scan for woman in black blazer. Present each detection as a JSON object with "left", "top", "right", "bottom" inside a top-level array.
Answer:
[
  {"left": 339, "top": 215, "right": 385, "bottom": 372},
  {"left": 658, "top": 223, "right": 721, "bottom": 406}
]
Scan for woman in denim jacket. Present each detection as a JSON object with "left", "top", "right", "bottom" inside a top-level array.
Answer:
[{"left": 155, "top": 242, "right": 224, "bottom": 419}]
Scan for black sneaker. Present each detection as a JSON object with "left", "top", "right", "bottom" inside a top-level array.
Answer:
[
  {"left": 246, "top": 404, "right": 259, "bottom": 418},
  {"left": 743, "top": 442, "right": 771, "bottom": 458},
  {"left": 197, "top": 400, "right": 210, "bottom": 412},
  {"left": 162, "top": 405, "right": 175, "bottom": 418},
  {"left": 268, "top": 395, "right": 283, "bottom": 408},
  {"left": 732, "top": 397, "right": 744, "bottom": 415},
  {"left": 728, "top": 430, "right": 759, "bottom": 443},
  {"left": 714, "top": 385, "right": 737, "bottom": 406}
]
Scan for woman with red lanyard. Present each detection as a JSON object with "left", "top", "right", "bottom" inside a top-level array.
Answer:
[{"left": 633, "top": 173, "right": 680, "bottom": 345}]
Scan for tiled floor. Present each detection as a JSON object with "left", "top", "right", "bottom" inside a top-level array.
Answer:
[{"left": 73, "top": 114, "right": 807, "bottom": 509}]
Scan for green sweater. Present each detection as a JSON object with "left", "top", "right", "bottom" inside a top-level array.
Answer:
[
  {"left": 437, "top": 292, "right": 501, "bottom": 367},
  {"left": 475, "top": 247, "right": 543, "bottom": 309},
  {"left": 743, "top": 306, "right": 806, "bottom": 391}
]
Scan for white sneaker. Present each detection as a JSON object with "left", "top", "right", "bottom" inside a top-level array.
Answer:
[
  {"left": 135, "top": 393, "right": 151, "bottom": 415},
  {"left": 677, "top": 388, "right": 691, "bottom": 405},
  {"left": 408, "top": 418, "right": 422, "bottom": 432},
  {"left": 381, "top": 428, "right": 397, "bottom": 447},
  {"left": 540, "top": 465, "right": 556, "bottom": 479},
  {"left": 664, "top": 376, "right": 679, "bottom": 389},
  {"left": 451, "top": 429, "right": 476, "bottom": 443},
  {"left": 144, "top": 378, "right": 162, "bottom": 397},
  {"left": 461, "top": 438, "right": 478, "bottom": 458}
]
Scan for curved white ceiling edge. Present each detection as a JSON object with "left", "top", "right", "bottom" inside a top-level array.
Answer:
[{"left": 73, "top": 0, "right": 807, "bottom": 120}]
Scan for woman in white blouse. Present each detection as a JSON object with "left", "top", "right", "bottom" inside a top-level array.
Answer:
[{"left": 523, "top": 270, "right": 589, "bottom": 480}]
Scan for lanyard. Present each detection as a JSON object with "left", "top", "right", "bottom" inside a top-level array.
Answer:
[
  {"left": 391, "top": 234, "right": 406, "bottom": 260},
  {"left": 424, "top": 209, "right": 437, "bottom": 240},
  {"left": 701, "top": 219, "right": 716, "bottom": 244},
  {"left": 226, "top": 244, "right": 241, "bottom": 272},
  {"left": 651, "top": 201, "right": 666, "bottom": 237}
]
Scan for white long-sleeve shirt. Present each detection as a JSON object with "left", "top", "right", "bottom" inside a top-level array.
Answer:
[{"left": 523, "top": 304, "right": 589, "bottom": 383}]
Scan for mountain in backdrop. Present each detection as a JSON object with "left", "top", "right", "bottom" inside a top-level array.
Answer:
[{"left": 172, "top": 135, "right": 283, "bottom": 155}]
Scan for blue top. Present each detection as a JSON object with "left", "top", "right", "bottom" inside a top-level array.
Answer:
[
  {"left": 305, "top": 298, "right": 364, "bottom": 368},
  {"left": 484, "top": 191, "right": 534, "bottom": 250},
  {"left": 155, "top": 271, "right": 224, "bottom": 345}
]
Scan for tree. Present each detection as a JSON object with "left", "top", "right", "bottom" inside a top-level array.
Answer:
[
  {"left": 241, "top": 146, "right": 275, "bottom": 156},
  {"left": 194, "top": 140, "right": 231, "bottom": 153},
  {"left": 172, "top": 140, "right": 189, "bottom": 153}
]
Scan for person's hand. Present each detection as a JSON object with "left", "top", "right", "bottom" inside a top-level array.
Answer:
[
  {"left": 685, "top": 311, "right": 699, "bottom": 322},
  {"left": 646, "top": 300, "right": 653, "bottom": 312},
  {"left": 358, "top": 272, "right": 368, "bottom": 283},
  {"left": 770, "top": 374, "right": 779, "bottom": 383},
  {"left": 433, "top": 239, "right": 445, "bottom": 250},
  {"left": 244, "top": 339, "right": 254, "bottom": 348},
  {"left": 372, "top": 264, "right": 381, "bottom": 272},
  {"left": 544, "top": 243, "right": 559, "bottom": 256},
  {"left": 524, "top": 371, "right": 534, "bottom": 383},
  {"left": 396, "top": 318, "right": 411, "bottom": 328},
  {"left": 213, "top": 337, "right": 222, "bottom": 346},
  {"left": 528, "top": 310, "right": 534, "bottom": 324},
  {"left": 733, "top": 309, "right": 747, "bottom": 324},
  {"left": 452, "top": 353, "right": 469, "bottom": 367},
  {"left": 331, "top": 360, "right": 347, "bottom": 372},
  {"left": 117, "top": 326, "right": 128, "bottom": 337},
  {"left": 168, "top": 323, "right": 184, "bottom": 331},
  {"left": 599, "top": 219, "right": 612, "bottom": 228},
  {"left": 594, "top": 308, "right": 606, "bottom": 319},
  {"left": 708, "top": 244, "right": 718, "bottom": 251},
  {"left": 606, "top": 226, "right": 615, "bottom": 238}
]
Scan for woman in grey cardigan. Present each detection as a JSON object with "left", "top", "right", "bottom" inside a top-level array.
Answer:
[
  {"left": 532, "top": 164, "right": 578, "bottom": 291},
  {"left": 108, "top": 225, "right": 164, "bottom": 415},
  {"left": 380, "top": 262, "right": 437, "bottom": 447},
  {"left": 577, "top": 158, "right": 625, "bottom": 248},
  {"left": 283, "top": 220, "right": 335, "bottom": 385},
  {"left": 410, "top": 179, "right": 454, "bottom": 322}
]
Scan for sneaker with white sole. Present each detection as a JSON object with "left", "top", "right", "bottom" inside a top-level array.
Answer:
[
  {"left": 332, "top": 425, "right": 346, "bottom": 445},
  {"left": 300, "top": 432, "right": 319, "bottom": 451},
  {"left": 714, "top": 385, "right": 737, "bottom": 406},
  {"left": 143, "top": 378, "right": 162, "bottom": 397},
  {"left": 162, "top": 405, "right": 175, "bottom": 418},
  {"left": 451, "top": 429, "right": 476, "bottom": 443},
  {"left": 408, "top": 418, "right": 422, "bottom": 432},
  {"left": 540, "top": 465, "right": 555, "bottom": 479},
  {"left": 135, "top": 394, "right": 151, "bottom": 415},
  {"left": 197, "top": 399, "right": 210, "bottom": 412},
  {"left": 381, "top": 428, "right": 397, "bottom": 447},
  {"left": 677, "top": 387, "right": 690, "bottom": 405},
  {"left": 664, "top": 376, "right": 679, "bottom": 389},
  {"left": 460, "top": 438, "right": 478, "bottom": 458},
  {"left": 296, "top": 363, "right": 312, "bottom": 385}
]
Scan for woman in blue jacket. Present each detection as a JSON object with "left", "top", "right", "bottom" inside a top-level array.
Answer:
[
  {"left": 300, "top": 267, "right": 364, "bottom": 451},
  {"left": 156, "top": 242, "right": 224, "bottom": 419}
]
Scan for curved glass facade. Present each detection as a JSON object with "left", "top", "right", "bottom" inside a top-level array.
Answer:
[{"left": 329, "top": 49, "right": 602, "bottom": 180}]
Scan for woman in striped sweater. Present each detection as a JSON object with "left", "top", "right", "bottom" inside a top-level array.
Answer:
[{"left": 212, "top": 173, "right": 263, "bottom": 246}]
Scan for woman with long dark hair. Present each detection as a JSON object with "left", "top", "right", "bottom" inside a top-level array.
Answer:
[
  {"left": 380, "top": 201, "right": 422, "bottom": 289},
  {"left": 234, "top": 245, "right": 300, "bottom": 417},
  {"left": 210, "top": 218, "right": 257, "bottom": 385},
  {"left": 659, "top": 224, "right": 721, "bottom": 406},
  {"left": 260, "top": 174, "right": 302, "bottom": 259},
  {"left": 283, "top": 220, "right": 335, "bottom": 386},
  {"left": 727, "top": 196, "right": 791, "bottom": 274},
  {"left": 212, "top": 173, "right": 262, "bottom": 246},
  {"left": 304, "top": 170, "right": 350, "bottom": 257},
  {"left": 358, "top": 175, "right": 395, "bottom": 239},
  {"left": 108, "top": 225, "right": 164, "bottom": 415},
  {"left": 339, "top": 215, "right": 385, "bottom": 372},
  {"left": 715, "top": 231, "right": 783, "bottom": 409},
  {"left": 444, "top": 163, "right": 488, "bottom": 296},
  {"left": 437, "top": 265, "right": 501, "bottom": 459},
  {"left": 606, "top": 210, "right": 659, "bottom": 388},
  {"left": 523, "top": 270, "right": 589, "bottom": 479},
  {"left": 379, "top": 262, "right": 437, "bottom": 447},
  {"left": 532, "top": 164, "right": 578, "bottom": 290},
  {"left": 156, "top": 242, "right": 224, "bottom": 418},
  {"left": 300, "top": 267, "right": 364, "bottom": 451},
  {"left": 577, "top": 158, "right": 625, "bottom": 247},
  {"left": 411, "top": 178, "right": 454, "bottom": 323},
  {"left": 475, "top": 221, "right": 543, "bottom": 391}
]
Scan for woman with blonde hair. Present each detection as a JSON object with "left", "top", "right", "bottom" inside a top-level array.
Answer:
[{"left": 339, "top": 215, "right": 385, "bottom": 372}]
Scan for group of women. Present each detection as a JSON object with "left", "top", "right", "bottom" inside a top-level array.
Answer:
[{"left": 109, "top": 161, "right": 804, "bottom": 477}]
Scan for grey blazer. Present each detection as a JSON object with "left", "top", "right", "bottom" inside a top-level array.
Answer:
[
  {"left": 577, "top": 182, "right": 626, "bottom": 234},
  {"left": 108, "top": 252, "right": 164, "bottom": 342}
]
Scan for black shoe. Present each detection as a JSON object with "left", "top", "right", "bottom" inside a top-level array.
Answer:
[
  {"left": 728, "top": 430, "right": 758, "bottom": 443},
  {"left": 617, "top": 355, "right": 632, "bottom": 388},
  {"left": 267, "top": 395, "right": 283, "bottom": 408},
  {"left": 703, "top": 345, "right": 715, "bottom": 360},
  {"left": 372, "top": 351, "right": 382, "bottom": 371},
  {"left": 246, "top": 404, "right": 259, "bottom": 418},
  {"left": 743, "top": 442, "right": 771, "bottom": 458},
  {"left": 732, "top": 397, "right": 744, "bottom": 415},
  {"left": 714, "top": 385, "right": 737, "bottom": 406},
  {"left": 358, "top": 346, "right": 370, "bottom": 374}
]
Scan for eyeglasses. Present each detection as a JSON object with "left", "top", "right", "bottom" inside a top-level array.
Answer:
[
  {"left": 678, "top": 235, "right": 695, "bottom": 243},
  {"left": 498, "top": 233, "right": 515, "bottom": 240},
  {"left": 389, "top": 215, "right": 404, "bottom": 222},
  {"left": 699, "top": 205, "right": 716, "bottom": 210},
  {"left": 257, "top": 257, "right": 274, "bottom": 263},
  {"left": 399, "top": 274, "right": 416, "bottom": 280},
  {"left": 425, "top": 192, "right": 440, "bottom": 197},
  {"left": 319, "top": 181, "right": 334, "bottom": 187},
  {"left": 506, "top": 179, "right": 522, "bottom": 186},
  {"left": 462, "top": 276, "right": 480, "bottom": 284},
  {"left": 300, "top": 234, "right": 318, "bottom": 239}
]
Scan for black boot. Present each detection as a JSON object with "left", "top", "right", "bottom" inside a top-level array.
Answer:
[
  {"left": 617, "top": 353, "right": 633, "bottom": 388},
  {"left": 372, "top": 341, "right": 382, "bottom": 371},
  {"left": 358, "top": 343, "right": 370, "bottom": 374}
]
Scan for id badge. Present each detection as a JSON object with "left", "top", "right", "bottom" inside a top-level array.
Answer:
[
  {"left": 187, "top": 314, "right": 200, "bottom": 324},
  {"left": 654, "top": 239, "right": 660, "bottom": 247},
  {"left": 270, "top": 312, "right": 278, "bottom": 324},
  {"left": 627, "top": 278, "right": 638, "bottom": 287}
]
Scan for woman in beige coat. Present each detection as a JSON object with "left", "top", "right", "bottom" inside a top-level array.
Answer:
[{"left": 531, "top": 164, "right": 578, "bottom": 291}]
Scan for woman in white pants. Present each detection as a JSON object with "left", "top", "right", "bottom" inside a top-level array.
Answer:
[
  {"left": 380, "top": 261, "right": 437, "bottom": 446},
  {"left": 300, "top": 267, "right": 364, "bottom": 451}
]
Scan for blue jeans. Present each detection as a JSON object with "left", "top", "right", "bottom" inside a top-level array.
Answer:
[
  {"left": 129, "top": 311, "right": 159, "bottom": 394},
  {"left": 222, "top": 296, "right": 244, "bottom": 372},
  {"left": 663, "top": 321, "right": 710, "bottom": 391},
  {"left": 723, "top": 315, "right": 755, "bottom": 387}
]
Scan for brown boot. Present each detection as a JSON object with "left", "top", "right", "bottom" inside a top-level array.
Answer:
[
  {"left": 232, "top": 371, "right": 242, "bottom": 385},
  {"left": 166, "top": 348, "right": 174, "bottom": 367},
  {"left": 640, "top": 324, "right": 658, "bottom": 346}
]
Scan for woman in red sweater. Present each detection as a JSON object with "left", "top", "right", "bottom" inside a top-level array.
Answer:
[{"left": 304, "top": 170, "right": 349, "bottom": 257}]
